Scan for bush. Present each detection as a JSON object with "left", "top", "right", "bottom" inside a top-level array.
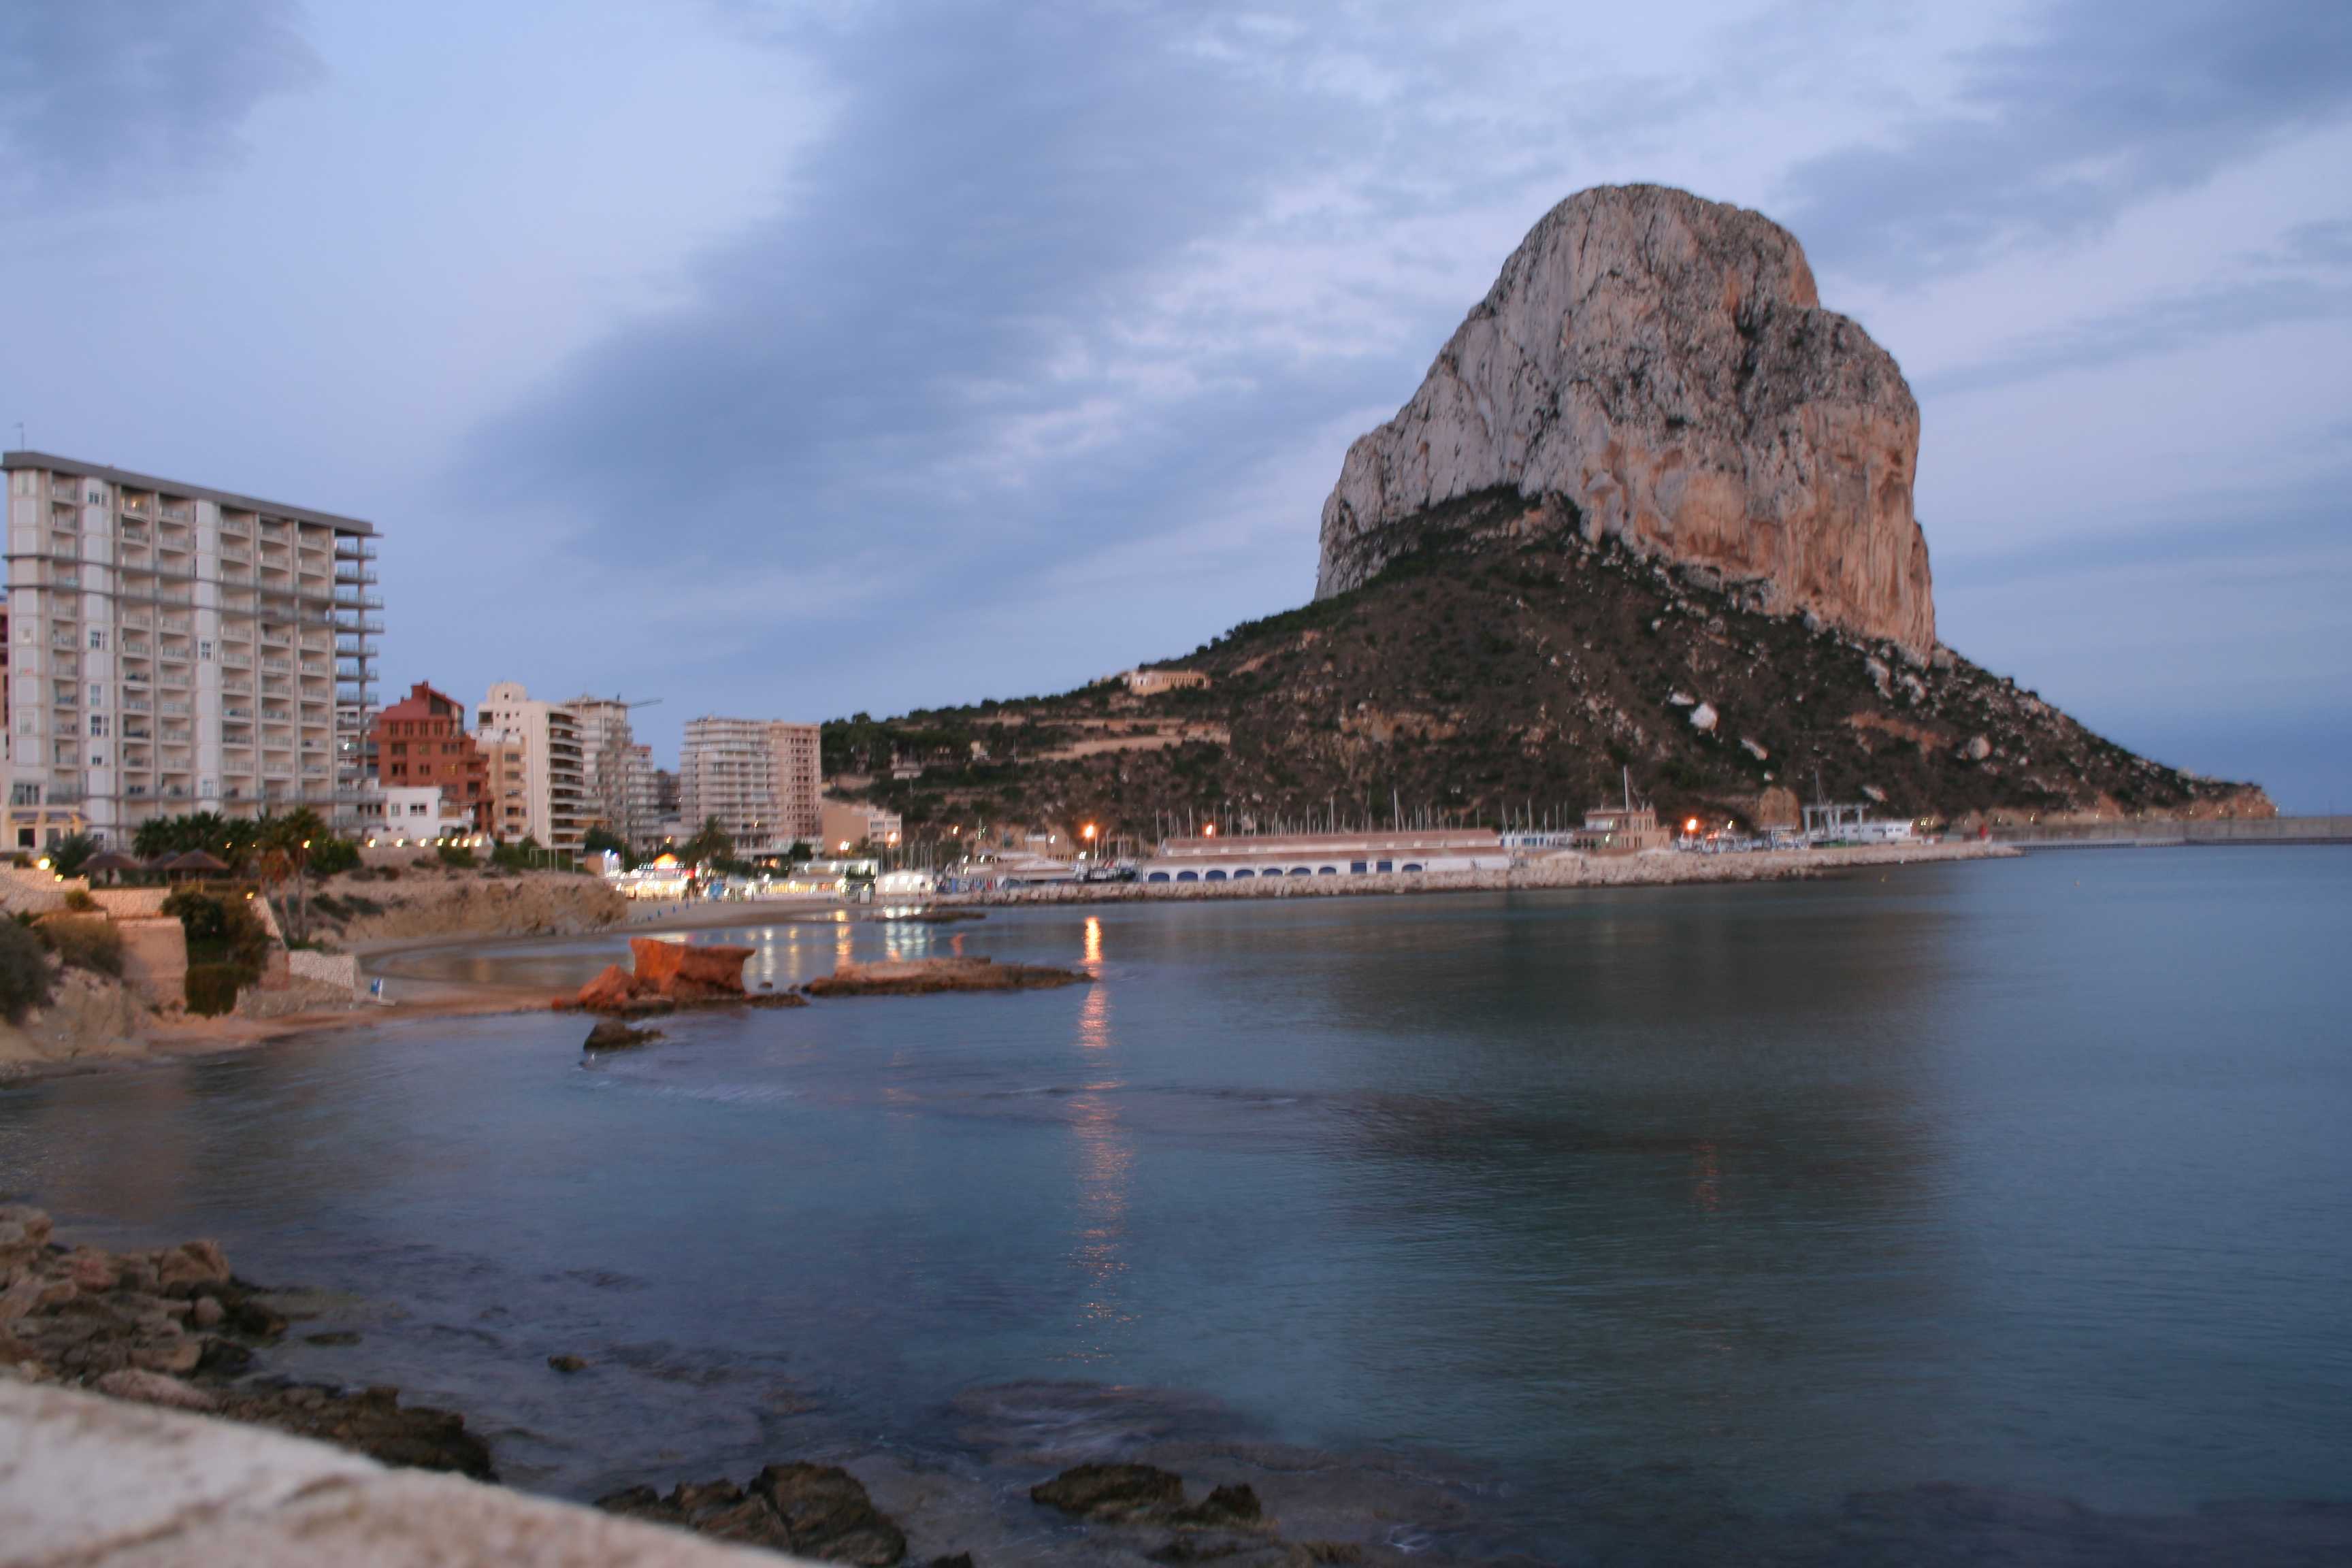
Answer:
[
  {"left": 436, "top": 844, "right": 478, "bottom": 869},
  {"left": 0, "top": 919, "right": 53, "bottom": 1024},
  {"left": 309, "top": 837, "right": 362, "bottom": 878},
  {"left": 185, "top": 963, "right": 241, "bottom": 1017},
  {"left": 62, "top": 889, "right": 99, "bottom": 913},
  {"left": 163, "top": 887, "right": 270, "bottom": 985},
  {"left": 36, "top": 914, "right": 122, "bottom": 977}
]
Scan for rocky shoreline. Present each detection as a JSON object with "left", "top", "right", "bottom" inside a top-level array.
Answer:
[
  {"left": 0, "top": 1205, "right": 491, "bottom": 1478},
  {"left": 0, "top": 1211, "right": 1375, "bottom": 1567}
]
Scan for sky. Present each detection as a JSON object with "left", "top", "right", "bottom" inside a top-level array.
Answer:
[{"left": 2, "top": 0, "right": 2347, "bottom": 808}]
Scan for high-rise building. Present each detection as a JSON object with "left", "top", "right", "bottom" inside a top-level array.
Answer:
[
  {"left": 369, "top": 681, "right": 487, "bottom": 828},
  {"left": 622, "top": 741, "right": 660, "bottom": 851},
  {"left": 566, "top": 696, "right": 653, "bottom": 848},
  {"left": 679, "top": 717, "right": 821, "bottom": 852},
  {"left": 3, "top": 452, "right": 380, "bottom": 845},
  {"left": 474, "top": 682, "right": 587, "bottom": 853}
]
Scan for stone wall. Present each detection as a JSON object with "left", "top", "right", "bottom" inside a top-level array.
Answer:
[
  {"left": 287, "top": 950, "right": 361, "bottom": 998},
  {"left": 114, "top": 918, "right": 187, "bottom": 1011}
]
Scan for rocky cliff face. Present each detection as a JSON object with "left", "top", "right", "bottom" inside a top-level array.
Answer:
[{"left": 1318, "top": 184, "right": 1935, "bottom": 658}]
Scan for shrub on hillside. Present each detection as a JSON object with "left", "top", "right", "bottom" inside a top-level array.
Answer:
[
  {"left": 0, "top": 919, "right": 53, "bottom": 1024},
  {"left": 436, "top": 844, "right": 478, "bottom": 869},
  {"left": 36, "top": 913, "right": 122, "bottom": 977},
  {"left": 184, "top": 964, "right": 240, "bottom": 1017},
  {"left": 163, "top": 888, "right": 269, "bottom": 985},
  {"left": 62, "top": 889, "right": 99, "bottom": 913},
  {"left": 309, "top": 837, "right": 363, "bottom": 878}
]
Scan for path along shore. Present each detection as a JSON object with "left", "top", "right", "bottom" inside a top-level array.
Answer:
[{"left": 947, "top": 839, "right": 2015, "bottom": 906}]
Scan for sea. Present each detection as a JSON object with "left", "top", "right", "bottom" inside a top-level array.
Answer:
[{"left": 4, "top": 848, "right": 2349, "bottom": 1564}]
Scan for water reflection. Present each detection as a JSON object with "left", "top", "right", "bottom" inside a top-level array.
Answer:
[{"left": 1066, "top": 933, "right": 1132, "bottom": 1356}]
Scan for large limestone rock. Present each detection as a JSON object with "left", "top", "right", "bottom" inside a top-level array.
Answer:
[{"left": 1317, "top": 184, "right": 1936, "bottom": 657}]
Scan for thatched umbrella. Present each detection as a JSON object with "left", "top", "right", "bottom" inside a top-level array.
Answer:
[
  {"left": 80, "top": 849, "right": 145, "bottom": 885},
  {"left": 161, "top": 849, "right": 232, "bottom": 881}
]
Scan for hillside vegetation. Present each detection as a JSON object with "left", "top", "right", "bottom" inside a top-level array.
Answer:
[{"left": 827, "top": 491, "right": 2268, "bottom": 840}]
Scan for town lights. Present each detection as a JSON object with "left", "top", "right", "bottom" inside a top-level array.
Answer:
[
  {"left": 1082, "top": 823, "right": 1097, "bottom": 840},
  {"left": 1684, "top": 818, "right": 1700, "bottom": 833},
  {"left": 1203, "top": 823, "right": 1216, "bottom": 837}
]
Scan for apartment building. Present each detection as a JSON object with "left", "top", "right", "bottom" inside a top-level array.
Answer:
[
  {"left": 3, "top": 452, "right": 380, "bottom": 846},
  {"left": 474, "top": 682, "right": 587, "bottom": 853},
  {"left": 368, "top": 681, "right": 488, "bottom": 828},
  {"left": 623, "top": 741, "right": 661, "bottom": 850},
  {"left": 678, "top": 717, "right": 822, "bottom": 852},
  {"left": 567, "top": 696, "right": 661, "bottom": 849}
]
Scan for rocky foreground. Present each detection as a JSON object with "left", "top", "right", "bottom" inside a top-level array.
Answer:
[{"left": 0, "top": 1205, "right": 490, "bottom": 1477}]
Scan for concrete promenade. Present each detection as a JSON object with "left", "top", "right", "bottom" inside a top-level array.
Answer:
[{"left": 0, "top": 1377, "right": 805, "bottom": 1568}]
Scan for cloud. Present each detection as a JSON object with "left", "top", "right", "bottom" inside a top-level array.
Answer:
[
  {"left": 0, "top": 0, "right": 320, "bottom": 201},
  {"left": 1918, "top": 218, "right": 2352, "bottom": 395},
  {"left": 461, "top": 3, "right": 1443, "bottom": 613},
  {"left": 1779, "top": 0, "right": 2352, "bottom": 282}
]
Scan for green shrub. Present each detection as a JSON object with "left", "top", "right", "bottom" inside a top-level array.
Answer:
[
  {"left": 162, "top": 888, "right": 269, "bottom": 985},
  {"left": 308, "top": 837, "right": 362, "bottom": 878},
  {"left": 0, "top": 919, "right": 54, "bottom": 1024},
  {"left": 61, "top": 888, "right": 99, "bottom": 913},
  {"left": 36, "top": 914, "right": 122, "bottom": 977},
  {"left": 184, "top": 963, "right": 241, "bottom": 1017},
  {"left": 436, "top": 844, "right": 478, "bottom": 869}
]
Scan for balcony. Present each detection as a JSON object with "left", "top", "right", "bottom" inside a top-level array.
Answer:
[{"left": 333, "top": 591, "right": 385, "bottom": 610}]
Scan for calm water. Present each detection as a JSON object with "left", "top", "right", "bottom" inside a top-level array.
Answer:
[{"left": 5, "top": 851, "right": 2349, "bottom": 1560}]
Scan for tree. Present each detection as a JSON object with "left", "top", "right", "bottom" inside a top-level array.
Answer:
[
  {"left": 49, "top": 832, "right": 97, "bottom": 878},
  {"left": 255, "top": 808, "right": 330, "bottom": 943},
  {"left": 680, "top": 816, "right": 734, "bottom": 867},
  {"left": 583, "top": 825, "right": 635, "bottom": 868}
]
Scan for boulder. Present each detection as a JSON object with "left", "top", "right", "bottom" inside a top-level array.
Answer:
[
  {"left": 63, "top": 1250, "right": 120, "bottom": 1293},
  {"left": 1316, "top": 184, "right": 1934, "bottom": 658},
  {"left": 1031, "top": 1462, "right": 1187, "bottom": 1520},
  {"left": 629, "top": 938, "right": 753, "bottom": 1001},
  {"left": 1688, "top": 702, "right": 1718, "bottom": 733},
  {"left": 576, "top": 964, "right": 641, "bottom": 1012},
  {"left": 583, "top": 1019, "right": 660, "bottom": 1052},
  {"left": 753, "top": 1463, "right": 908, "bottom": 1567},
  {"left": 153, "top": 1240, "right": 231, "bottom": 1295}
]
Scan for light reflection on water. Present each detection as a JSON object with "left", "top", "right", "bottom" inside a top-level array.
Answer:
[{"left": 2, "top": 851, "right": 2349, "bottom": 1559}]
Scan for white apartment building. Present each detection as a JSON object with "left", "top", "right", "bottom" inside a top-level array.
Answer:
[
  {"left": 3, "top": 452, "right": 380, "bottom": 846},
  {"left": 475, "top": 681, "right": 587, "bottom": 853},
  {"left": 679, "top": 717, "right": 822, "bottom": 852},
  {"left": 567, "top": 696, "right": 661, "bottom": 849}
]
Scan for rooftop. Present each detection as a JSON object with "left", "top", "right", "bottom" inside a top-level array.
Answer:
[{"left": 3, "top": 450, "right": 377, "bottom": 536}]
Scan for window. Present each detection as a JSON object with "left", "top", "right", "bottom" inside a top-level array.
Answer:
[
  {"left": 88, "top": 715, "right": 107, "bottom": 737},
  {"left": 88, "top": 629, "right": 104, "bottom": 650},
  {"left": 88, "top": 683, "right": 101, "bottom": 706},
  {"left": 199, "top": 640, "right": 212, "bottom": 661}
]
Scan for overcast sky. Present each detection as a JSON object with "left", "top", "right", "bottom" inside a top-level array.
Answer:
[{"left": 3, "top": 1, "right": 2347, "bottom": 807}]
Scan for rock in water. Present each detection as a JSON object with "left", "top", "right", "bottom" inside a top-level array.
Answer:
[
  {"left": 583, "top": 1018, "right": 660, "bottom": 1051},
  {"left": 753, "top": 1463, "right": 909, "bottom": 1567},
  {"left": 1317, "top": 184, "right": 1935, "bottom": 658},
  {"left": 1031, "top": 1463, "right": 1187, "bottom": 1520}
]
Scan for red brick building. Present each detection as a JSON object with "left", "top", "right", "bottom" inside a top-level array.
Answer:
[{"left": 370, "top": 681, "right": 489, "bottom": 828}]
